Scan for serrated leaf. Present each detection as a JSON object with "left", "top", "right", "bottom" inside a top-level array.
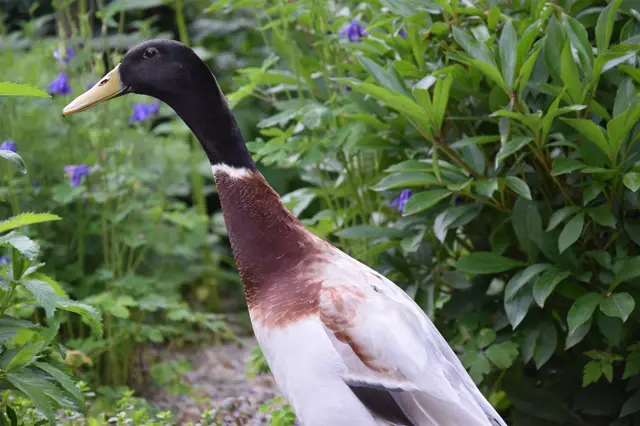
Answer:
[
  {"left": 568, "top": 292, "right": 603, "bottom": 335},
  {"left": 0, "top": 82, "right": 50, "bottom": 98},
  {"left": 623, "top": 172, "right": 640, "bottom": 192},
  {"left": 600, "top": 292, "right": 635, "bottom": 322},
  {"left": 583, "top": 360, "right": 602, "bottom": 387},
  {"left": 505, "top": 176, "right": 532, "bottom": 200},
  {"left": 456, "top": 252, "right": 525, "bottom": 274},
  {"left": 0, "top": 213, "right": 61, "bottom": 234},
  {"left": 34, "top": 362, "right": 83, "bottom": 402},
  {"left": 0, "top": 232, "right": 39, "bottom": 259},
  {"left": 56, "top": 300, "right": 102, "bottom": 337},
  {"left": 22, "top": 280, "right": 58, "bottom": 318},
  {"left": 402, "top": 189, "right": 451, "bottom": 216},
  {"left": 6, "top": 372, "right": 55, "bottom": 423},
  {"left": 558, "top": 212, "right": 585, "bottom": 253},
  {"left": 533, "top": 269, "right": 571, "bottom": 307},
  {"left": 486, "top": 341, "right": 518, "bottom": 369}
]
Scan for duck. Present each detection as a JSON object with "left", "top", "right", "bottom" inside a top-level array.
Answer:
[{"left": 62, "top": 39, "right": 508, "bottom": 426}]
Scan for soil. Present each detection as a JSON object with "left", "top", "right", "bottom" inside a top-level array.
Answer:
[{"left": 145, "top": 336, "right": 282, "bottom": 425}]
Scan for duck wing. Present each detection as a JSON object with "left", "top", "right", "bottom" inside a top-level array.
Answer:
[{"left": 317, "top": 249, "right": 507, "bottom": 426}]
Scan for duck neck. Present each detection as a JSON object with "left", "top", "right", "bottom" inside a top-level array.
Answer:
[{"left": 170, "top": 76, "right": 256, "bottom": 170}]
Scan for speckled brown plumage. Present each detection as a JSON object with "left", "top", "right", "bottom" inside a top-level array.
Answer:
[{"left": 214, "top": 170, "right": 325, "bottom": 327}]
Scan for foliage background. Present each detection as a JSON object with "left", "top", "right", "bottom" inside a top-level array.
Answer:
[{"left": 2, "top": 0, "right": 640, "bottom": 425}]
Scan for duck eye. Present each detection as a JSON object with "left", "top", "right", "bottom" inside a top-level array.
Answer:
[{"left": 143, "top": 48, "right": 158, "bottom": 59}]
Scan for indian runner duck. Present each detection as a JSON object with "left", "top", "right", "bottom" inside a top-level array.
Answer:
[{"left": 62, "top": 39, "right": 508, "bottom": 426}]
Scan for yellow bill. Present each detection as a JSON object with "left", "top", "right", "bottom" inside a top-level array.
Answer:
[{"left": 62, "top": 65, "right": 127, "bottom": 116}]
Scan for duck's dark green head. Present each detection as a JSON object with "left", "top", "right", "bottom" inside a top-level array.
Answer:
[{"left": 63, "top": 39, "right": 213, "bottom": 116}]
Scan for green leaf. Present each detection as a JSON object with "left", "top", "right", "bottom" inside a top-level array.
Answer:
[
  {"left": 620, "top": 390, "right": 640, "bottom": 417},
  {"left": 0, "top": 82, "right": 51, "bottom": 98},
  {"left": 456, "top": 252, "right": 525, "bottom": 274},
  {"left": 534, "top": 322, "right": 558, "bottom": 369},
  {"left": 551, "top": 158, "right": 585, "bottom": 176},
  {"left": 0, "top": 232, "right": 39, "bottom": 259},
  {"left": 370, "top": 172, "right": 439, "bottom": 191},
  {"left": 338, "top": 79, "right": 431, "bottom": 130},
  {"left": 623, "top": 172, "right": 640, "bottom": 192},
  {"left": 499, "top": 20, "right": 518, "bottom": 89},
  {"left": 505, "top": 176, "right": 532, "bottom": 200},
  {"left": 452, "top": 27, "right": 497, "bottom": 68},
  {"left": 566, "top": 317, "right": 592, "bottom": 349},
  {"left": 0, "top": 213, "right": 61, "bottom": 234},
  {"left": 588, "top": 204, "right": 616, "bottom": 228},
  {"left": 599, "top": 292, "right": 635, "bottom": 322},
  {"left": 55, "top": 300, "right": 103, "bottom": 337},
  {"left": 595, "top": 0, "right": 624, "bottom": 54},
  {"left": 558, "top": 212, "right": 585, "bottom": 253},
  {"left": 564, "top": 17, "right": 594, "bottom": 75},
  {"left": 433, "top": 74, "right": 453, "bottom": 130},
  {"left": 583, "top": 360, "right": 602, "bottom": 387},
  {"left": 544, "top": 16, "right": 566, "bottom": 83},
  {"left": 495, "top": 136, "right": 533, "bottom": 165},
  {"left": 505, "top": 264, "right": 552, "bottom": 301},
  {"left": 34, "top": 362, "right": 83, "bottom": 403},
  {"left": 561, "top": 118, "right": 610, "bottom": 157},
  {"left": 0, "top": 150, "right": 27, "bottom": 174},
  {"left": 505, "top": 291, "right": 533, "bottom": 329},
  {"left": 561, "top": 39, "right": 582, "bottom": 103},
  {"left": 358, "top": 57, "right": 408, "bottom": 96},
  {"left": 6, "top": 343, "right": 40, "bottom": 371},
  {"left": 517, "top": 48, "right": 541, "bottom": 99},
  {"left": 0, "top": 316, "right": 38, "bottom": 345},
  {"left": 547, "top": 206, "right": 581, "bottom": 231},
  {"left": 6, "top": 372, "right": 55, "bottom": 423},
  {"left": 402, "top": 189, "right": 451, "bottom": 216},
  {"left": 568, "top": 292, "right": 603, "bottom": 335},
  {"left": 533, "top": 268, "right": 571, "bottom": 308},
  {"left": 22, "top": 280, "right": 59, "bottom": 318},
  {"left": 102, "top": 0, "right": 170, "bottom": 17},
  {"left": 486, "top": 341, "right": 519, "bottom": 369},
  {"left": 617, "top": 257, "right": 640, "bottom": 283},
  {"left": 334, "top": 225, "right": 406, "bottom": 240},
  {"left": 468, "top": 59, "right": 509, "bottom": 93}
]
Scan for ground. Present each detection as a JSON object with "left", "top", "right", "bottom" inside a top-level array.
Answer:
[{"left": 146, "top": 336, "right": 281, "bottom": 425}]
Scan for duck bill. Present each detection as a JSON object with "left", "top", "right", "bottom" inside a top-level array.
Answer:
[{"left": 62, "top": 64, "right": 128, "bottom": 116}]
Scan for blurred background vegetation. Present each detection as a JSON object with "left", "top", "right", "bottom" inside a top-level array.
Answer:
[{"left": 1, "top": 0, "right": 640, "bottom": 425}]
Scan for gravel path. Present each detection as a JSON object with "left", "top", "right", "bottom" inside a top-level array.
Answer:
[{"left": 146, "top": 336, "right": 282, "bottom": 425}]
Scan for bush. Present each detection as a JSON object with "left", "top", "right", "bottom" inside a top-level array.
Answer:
[{"left": 213, "top": 0, "right": 640, "bottom": 424}]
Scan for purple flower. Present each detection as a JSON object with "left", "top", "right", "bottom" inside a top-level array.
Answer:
[
  {"left": 48, "top": 72, "right": 72, "bottom": 96},
  {"left": 390, "top": 189, "right": 413, "bottom": 212},
  {"left": 64, "top": 164, "right": 90, "bottom": 187},
  {"left": 339, "top": 21, "right": 368, "bottom": 42},
  {"left": 397, "top": 28, "right": 407, "bottom": 39},
  {"left": 0, "top": 257, "right": 8, "bottom": 265},
  {"left": 129, "top": 102, "right": 160, "bottom": 124},
  {"left": 343, "top": 85, "right": 352, "bottom": 92},
  {"left": 53, "top": 46, "right": 76, "bottom": 64},
  {"left": 0, "top": 140, "right": 17, "bottom": 152}
]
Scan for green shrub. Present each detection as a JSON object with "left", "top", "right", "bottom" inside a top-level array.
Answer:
[{"left": 213, "top": 0, "right": 640, "bottom": 424}]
